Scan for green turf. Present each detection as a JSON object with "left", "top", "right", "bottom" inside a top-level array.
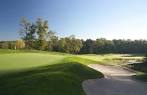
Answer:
[
  {"left": 62, "top": 56, "right": 100, "bottom": 64},
  {"left": 78, "top": 54, "right": 144, "bottom": 65},
  {"left": 0, "top": 49, "right": 104, "bottom": 95},
  {"left": 133, "top": 73, "right": 147, "bottom": 82},
  {"left": 128, "top": 63, "right": 147, "bottom": 81},
  {"left": 0, "top": 53, "right": 66, "bottom": 73},
  {"left": 0, "top": 62, "right": 103, "bottom": 95},
  {"left": 0, "top": 49, "right": 70, "bottom": 55},
  {"left": 0, "top": 49, "right": 144, "bottom": 95}
]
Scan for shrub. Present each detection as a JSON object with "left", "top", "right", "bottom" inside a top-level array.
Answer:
[{"left": 15, "top": 39, "right": 25, "bottom": 49}]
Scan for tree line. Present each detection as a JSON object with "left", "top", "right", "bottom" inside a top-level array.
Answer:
[
  {"left": 0, "top": 18, "right": 147, "bottom": 54},
  {"left": 0, "top": 18, "right": 83, "bottom": 54},
  {"left": 80, "top": 38, "right": 147, "bottom": 54}
]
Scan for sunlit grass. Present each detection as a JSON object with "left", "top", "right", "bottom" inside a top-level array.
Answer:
[
  {"left": 0, "top": 49, "right": 144, "bottom": 74},
  {"left": 0, "top": 49, "right": 145, "bottom": 95},
  {"left": 0, "top": 49, "right": 103, "bottom": 95},
  {"left": 78, "top": 54, "right": 144, "bottom": 65},
  {"left": 0, "top": 53, "right": 66, "bottom": 72}
]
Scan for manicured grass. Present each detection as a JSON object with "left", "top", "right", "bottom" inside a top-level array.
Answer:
[
  {"left": 0, "top": 49, "right": 104, "bottom": 95},
  {"left": 0, "top": 62, "right": 103, "bottom": 95},
  {"left": 0, "top": 49, "right": 144, "bottom": 95},
  {"left": 0, "top": 53, "right": 66, "bottom": 73},
  {"left": 0, "top": 49, "right": 70, "bottom": 55},
  {"left": 0, "top": 50, "right": 99, "bottom": 73},
  {"left": 78, "top": 54, "right": 144, "bottom": 65},
  {"left": 62, "top": 56, "right": 100, "bottom": 64}
]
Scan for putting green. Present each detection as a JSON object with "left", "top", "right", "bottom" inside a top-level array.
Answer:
[{"left": 0, "top": 53, "right": 65, "bottom": 72}]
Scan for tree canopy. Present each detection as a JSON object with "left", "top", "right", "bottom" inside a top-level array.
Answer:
[{"left": 1, "top": 17, "right": 147, "bottom": 54}]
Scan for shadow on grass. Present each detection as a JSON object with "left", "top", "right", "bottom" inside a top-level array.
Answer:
[
  {"left": 0, "top": 62, "right": 103, "bottom": 95},
  {"left": 133, "top": 73, "right": 147, "bottom": 82},
  {"left": 128, "top": 63, "right": 147, "bottom": 82}
]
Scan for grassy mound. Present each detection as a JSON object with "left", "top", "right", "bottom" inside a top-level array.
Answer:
[
  {"left": 134, "top": 73, "right": 147, "bottom": 82},
  {"left": 78, "top": 54, "right": 143, "bottom": 65},
  {"left": 63, "top": 56, "right": 100, "bottom": 64},
  {"left": 128, "top": 63, "right": 147, "bottom": 81},
  {"left": 0, "top": 62, "right": 103, "bottom": 95}
]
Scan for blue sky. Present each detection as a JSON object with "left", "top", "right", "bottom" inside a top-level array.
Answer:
[{"left": 0, "top": 0, "right": 147, "bottom": 40}]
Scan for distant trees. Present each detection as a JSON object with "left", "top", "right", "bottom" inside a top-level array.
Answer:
[
  {"left": 18, "top": 17, "right": 83, "bottom": 53},
  {"left": 19, "top": 18, "right": 49, "bottom": 50},
  {"left": 61, "top": 36, "right": 83, "bottom": 53},
  {"left": 79, "top": 39, "right": 147, "bottom": 54},
  {"left": 1, "top": 42, "right": 9, "bottom": 49},
  {"left": 80, "top": 39, "right": 95, "bottom": 54},
  {"left": 95, "top": 38, "right": 114, "bottom": 53},
  {"left": 1, "top": 38, "right": 147, "bottom": 54},
  {"left": 46, "top": 35, "right": 83, "bottom": 54},
  {"left": 1, "top": 17, "right": 147, "bottom": 54},
  {"left": 0, "top": 41, "right": 15, "bottom": 49},
  {"left": 8, "top": 42, "right": 16, "bottom": 49}
]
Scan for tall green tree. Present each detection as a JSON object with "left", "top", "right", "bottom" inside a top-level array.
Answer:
[
  {"left": 36, "top": 18, "right": 49, "bottom": 50},
  {"left": 28, "top": 23, "right": 37, "bottom": 48},
  {"left": 19, "top": 17, "right": 31, "bottom": 48},
  {"left": 63, "top": 36, "right": 83, "bottom": 54},
  {"left": 19, "top": 17, "right": 36, "bottom": 49},
  {"left": 46, "top": 31, "right": 58, "bottom": 51},
  {"left": 58, "top": 38, "right": 66, "bottom": 52},
  {"left": 80, "top": 39, "right": 94, "bottom": 54}
]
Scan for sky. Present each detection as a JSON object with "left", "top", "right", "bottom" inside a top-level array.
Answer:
[{"left": 0, "top": 0, "right": 147, "bottom": 40}]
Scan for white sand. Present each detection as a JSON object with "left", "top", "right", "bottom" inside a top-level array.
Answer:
[{"left": 83, "top": 64, "right": 147, "bottom": 95}]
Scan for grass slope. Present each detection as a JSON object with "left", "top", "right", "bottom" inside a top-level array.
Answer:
[
  {"left": 1, "top": 49, "right": 144, "bottom": 95},
  {"left": 78, "top": 54, "right": 143, "bottom": 65},
  {"left": 128, "top": 63, "right": 147, "bottom": 82},
  {"left": 0, "top": 49, "right": 103, "bottom": 95},
  {"left": 134, "top": 73, "right": 147, "bottom": 82},
  {"left": 0, "top": 62, "right": 103, "bottom": 95}
]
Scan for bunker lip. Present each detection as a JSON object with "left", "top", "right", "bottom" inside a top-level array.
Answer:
[{"left": 82, "top": 64, "right": 147, "bottom": 95}]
